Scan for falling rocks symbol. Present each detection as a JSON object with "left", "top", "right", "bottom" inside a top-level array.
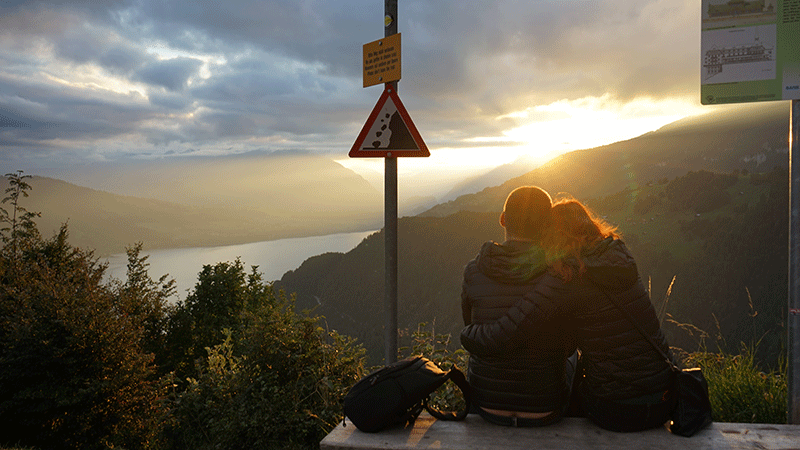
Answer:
[{"left": 349, "top": 86, "right": 428, "bottom": 158}]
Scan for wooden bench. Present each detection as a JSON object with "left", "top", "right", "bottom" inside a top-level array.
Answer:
[{"left": 321, "top": 413, "right": 800, "bottom": 450}]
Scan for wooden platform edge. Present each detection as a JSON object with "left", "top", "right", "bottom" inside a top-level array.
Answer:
[{"left": 321, "top": 413, "right": 800, "bottom": 450}]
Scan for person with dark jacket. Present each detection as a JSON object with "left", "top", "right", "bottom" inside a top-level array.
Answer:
[
  {"left": 461, "top": 198, "right": 674, "bottom": 432},
  {"left": 461, "top": 186, "right": 578, "bottom": 427}
]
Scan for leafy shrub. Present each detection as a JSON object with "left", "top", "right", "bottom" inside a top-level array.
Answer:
[
  {"left": 0, "top": 172, "right": 169, "bottom": 450},
  {"left": 161, "top": 259, "right": 265, "bottom": 384},
  {"left": 0, "top": 227, "right": 168, "bottom": 450},
  {"left": 163, "top": 287, "right": 366, "bottom": 450}
]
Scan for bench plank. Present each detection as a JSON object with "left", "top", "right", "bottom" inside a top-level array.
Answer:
[{"left": 321, "top": 414, "right": 800, "bottom": 450}]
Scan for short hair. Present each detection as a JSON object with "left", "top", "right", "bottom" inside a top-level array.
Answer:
[{"left": 502, "top": 186, "right": 553, "bottom": 240}]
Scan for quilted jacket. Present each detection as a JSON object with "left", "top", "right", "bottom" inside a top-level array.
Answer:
[
  {"left": 461, "top": 239, "right": 576, "bottom": 413},
  {"left": 461, "top": 237, "right": 673, "bottom": 401}
]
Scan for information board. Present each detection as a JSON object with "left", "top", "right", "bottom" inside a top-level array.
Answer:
[
  {"left": 363, "top": 33, "right": 401, "bottom": 88},
  {"left": 701, "top": 0, "right": 800, "bottom": 104}
]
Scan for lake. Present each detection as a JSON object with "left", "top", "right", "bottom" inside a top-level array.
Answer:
[{"left": 103, "top": 230, "right": 378, "bottom": 299}]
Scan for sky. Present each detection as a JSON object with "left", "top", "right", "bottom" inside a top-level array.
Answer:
[{"left": 0, "top": 0, "right": 709, "bottom": 183}]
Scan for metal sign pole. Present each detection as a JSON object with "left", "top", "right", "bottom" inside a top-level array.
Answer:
[
  {"left": 384, "top": 0, "right": 399, "bottom": 365},
  {"left": 790, "top": 98, "right": 799, "bottom": 424}
]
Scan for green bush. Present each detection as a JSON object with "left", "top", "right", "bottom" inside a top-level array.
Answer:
[
  {"left": 0, "top": 227, "right": 168, "bottom": 450},
  {"left": 0, "top": 172, "right": 172, "bottom": 450},
  {"left": 163, "top": 287, "right": 366, "bottom": 450},
  {"left": 160, "top": 259, "right": 271, "bottom": 384}
]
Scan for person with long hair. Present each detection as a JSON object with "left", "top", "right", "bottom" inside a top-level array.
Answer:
[{"left": 461, "top": 197, "right": 675, "bottom": 432}]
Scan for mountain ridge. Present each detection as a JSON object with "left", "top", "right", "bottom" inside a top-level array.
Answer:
[
  {"left": 6, "top": 152, "right": 385, "bottom": 255},
  {"left": 420, "top": 102, "right": 788, "bottom": 218}
]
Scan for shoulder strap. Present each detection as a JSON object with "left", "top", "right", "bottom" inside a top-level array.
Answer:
[
  {"left": 594, "top": 286, "right": 678, "bottom": 372},
  {"left": 423, "top": 366, "right": 473, "bottom": 421}
]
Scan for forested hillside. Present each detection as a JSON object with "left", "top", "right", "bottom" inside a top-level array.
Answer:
[
  {"left": 277, "top": 102, "right": 791, "bottom": 365},
  {"left": 421, "top": 102, "right": 788, "bottom": 218}
]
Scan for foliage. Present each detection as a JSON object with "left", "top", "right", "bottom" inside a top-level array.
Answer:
[
  {"left": 663, "top": 279, "right": 787, "bottom": 425},
  {"left": 665, "top": 170, "right": 736, "bottom": 213},
  {"left": 632, "top": 191, "right": 663, "bottom": 215},
  {"left": 0, "top": 171, "right": 41, "bottom": 261},
  {"left": 163, "top": 285, "right": 366, "bottom": 450},
  {"left": 161, "top": 259, "right": 263, "bottom": 382},
  {"left": 0, "top": 225, "right": 167, "bottom": 450},
  {"left": 0, "top": 172, "right": 177, "bottom": 449},
  {"left": 687, "top": 345, "right": 787, "bottom": 424},
  {"left": 0, "top": 174, "right": 369, "bottom": 449},
  {"left": 399, "top": 322, "right": 469, "bottom": 413},
  {"left": 161, "top": 331, "right": 242, "bottom": 450},
  {"left": 110, "top": 242, "right": 177, "bottom": 370},
  {"left": 587, "top": 187, "right": 634, "bottom": 213}
]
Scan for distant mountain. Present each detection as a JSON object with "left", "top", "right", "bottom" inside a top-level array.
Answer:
[
  {"left": 276, "top": 102, "right": 791, "bottom": 364},
  {"left": 8, "top": 152, "right": 384, "bottom": 255},
  {"left": 421, "top": 102, "right": 789, "bottom": 217},
  {"left": 47, "top": 150, "right": 382, "bottom": 216},
  {"left": 440, "top": 154, "right": 541, "bottom": 202}
]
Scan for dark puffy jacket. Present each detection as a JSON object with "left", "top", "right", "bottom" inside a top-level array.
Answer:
[
  {"left": 461, "top": 238, "right": 673, "bottom": 401},
  {"left": 461, "top": 240, "right": 576, "bottom": 413}
]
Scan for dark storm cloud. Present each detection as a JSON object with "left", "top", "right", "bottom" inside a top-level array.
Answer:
[
  {"left": 97, "top": 44, "right": 148, "bottom": 74},
  {"left": 148, "top": 91, "right": 193, "bottom": 110},
  {"left": 135, "top": 57, "right": 204, "bottom": 91}
]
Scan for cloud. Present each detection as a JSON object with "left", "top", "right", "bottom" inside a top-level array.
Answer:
[
  {"left": 136, "top": 57, "right": 203, "bottom": 91},
  {"left": 0, "top": 0, "right": 704, "bottom": 171},
  {"left": 148, "top": 91, "right": 193, "bottom": 110},
  {"left": 125, "top": 0, "right": 377, "bottom": 74}
]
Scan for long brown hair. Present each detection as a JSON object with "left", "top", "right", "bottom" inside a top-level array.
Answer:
[{"left": 545, "top": 198, "right": 619, "bottom": 281}]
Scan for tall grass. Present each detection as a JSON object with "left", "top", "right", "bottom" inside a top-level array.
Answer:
[
  {"left": 688, "top": 344, "right": 787, "bottom": 424},
  {"left": 656, "top": 276, "right": 788, "bottom": 424}
]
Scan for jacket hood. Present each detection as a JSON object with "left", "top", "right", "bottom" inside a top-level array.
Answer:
[
  {"left": 583, "top": 237, "right": 640, "bottom": 290},
  {"left": 476, "top": 240, "right": 547, "bottom": 284}
]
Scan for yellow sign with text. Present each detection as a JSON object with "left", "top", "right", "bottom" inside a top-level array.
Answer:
[{"left": 363, "top": 33, "right": 401, "bottom": 88}]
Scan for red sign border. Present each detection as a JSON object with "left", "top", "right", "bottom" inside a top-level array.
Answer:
[{"left": 349, "top": 84, "right": 429, "bottom": 158}]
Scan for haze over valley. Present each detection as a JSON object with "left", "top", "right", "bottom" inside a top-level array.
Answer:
[{"left": 8, "top": 151, "right": 387, "bottom": 256}]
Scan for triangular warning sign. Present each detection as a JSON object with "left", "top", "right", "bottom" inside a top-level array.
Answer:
[{"left": 349, "top": 86, "right": 429, "bottom": 158}]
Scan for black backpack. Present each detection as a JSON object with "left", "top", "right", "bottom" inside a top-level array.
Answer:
[{"left": 343, "top": 356, "right": 472, "bottom": 432}]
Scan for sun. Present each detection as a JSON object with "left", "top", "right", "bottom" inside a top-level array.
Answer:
[
  {"left": 334, "top": 95, "right": 702, "bottom": 201},
  {"left": 501, "top": 95, "right": 702, "bottom": 161}
]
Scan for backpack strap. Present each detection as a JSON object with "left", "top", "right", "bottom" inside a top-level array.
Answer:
[{"left": 423, "top": 366, "right": 473, "bottom": 421}]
